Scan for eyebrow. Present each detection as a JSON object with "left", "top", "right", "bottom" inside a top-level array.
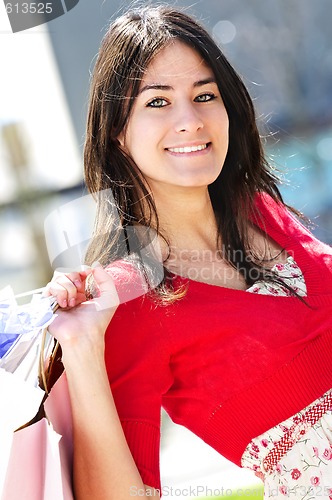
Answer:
[{"left": 138, "top": 77, "right": 217, "bottom": 95}]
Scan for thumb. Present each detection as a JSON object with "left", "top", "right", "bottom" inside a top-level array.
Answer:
[{"left": 91, "top": 263, "right": 119, "bottom": 311}]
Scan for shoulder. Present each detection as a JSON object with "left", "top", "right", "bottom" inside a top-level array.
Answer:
[
  {"left": 253, "top": 191, "right": 295, "bottom": 223},
  {"left": 104, "top": 258, "right": 166, "bottom": 332},
  {"left": 105, "top": 259, "right": 149, "bottom": 304},
  {"left": 252, "top": 191, "right": 311, "bottom": 237},
  {"left": 105, "top": 258, "right": 163, "bottom": 304},
  {"left": 253, "top": 191, "right": 332, "bottom": 261}
]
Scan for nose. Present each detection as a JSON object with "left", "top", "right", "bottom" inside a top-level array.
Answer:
[{"left": 174, "top": 102, "right": 204, "bottom": 133}]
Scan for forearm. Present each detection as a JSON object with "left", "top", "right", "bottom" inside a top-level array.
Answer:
[{"left": 62, "top": 341, "right": 155, "bottom": 500}]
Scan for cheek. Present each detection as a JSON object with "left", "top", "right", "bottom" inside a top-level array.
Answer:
[
  {"left": 220, "top": 116, "right": 229, "bottom": 147},
  {"left": 218, "top": 108, "right": 229, "bottom": 130},
  {"left": 122, "top": 116, "right": 147, "bottom": 151},
  {"left": 121, "top": 130, "right": 149, "bottom": 168}
]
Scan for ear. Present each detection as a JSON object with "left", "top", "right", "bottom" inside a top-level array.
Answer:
[{"left": 117, "top": 131, "right": 125, "bottom": 148}]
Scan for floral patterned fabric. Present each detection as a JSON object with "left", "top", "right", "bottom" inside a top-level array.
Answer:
[
  {"left": 242, "top": 257, "right": 332, "bottom": 498},
  {"left": 242, "top": 392, "right": 332, "bottom": 499},
  {"left": 246, "top": 256, "right": 307, "bottom": 297}
]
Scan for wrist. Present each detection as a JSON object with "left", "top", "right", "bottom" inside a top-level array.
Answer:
[{"left": 60, "top": 334, "right": 105, "bottom": 368}]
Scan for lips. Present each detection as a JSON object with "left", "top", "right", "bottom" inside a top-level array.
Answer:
[{"left": 166, "top": 143, "right": 209, "bottom": 153}]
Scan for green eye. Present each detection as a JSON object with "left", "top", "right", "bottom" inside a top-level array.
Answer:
[
  {"left": 195, "top": 93, "right": 216, "bottom": 102},
  {"left": 147, "top": 98, "right": 168, "bottom": 108}
]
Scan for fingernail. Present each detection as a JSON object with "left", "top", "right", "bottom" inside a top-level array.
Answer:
[
  {"left": 69, "top": 298, "right": 76, "bottom": 307},
  {"left": 74, "top": 280, "right": 81, "bottom": 287},
  {"left": 62, "top": 299, "right": 67, "bottom": 308}
]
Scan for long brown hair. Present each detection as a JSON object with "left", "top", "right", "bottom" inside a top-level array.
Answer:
[{"left": 84, "top": 5, "right": 294, "bottom": 301}]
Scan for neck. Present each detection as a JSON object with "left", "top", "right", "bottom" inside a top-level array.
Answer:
[{"left": 149, "top": 184, "right": 219, "bottom": 257}]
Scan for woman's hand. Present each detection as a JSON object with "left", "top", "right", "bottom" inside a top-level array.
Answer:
[
  {"left": 45, "top": 264, "right": 119, "bottom": 356},
  {"left": 44, "top": 267, "right": 92, "bottom": 309}
]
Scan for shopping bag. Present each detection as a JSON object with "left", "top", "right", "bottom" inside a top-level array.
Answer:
[
  {"left": 0, "top": 368, "right": 46, "bottom": 490},
  {"left": 0, "top": 287, "right": 74, "bottom": 500},
  {"left": 1, "top": 372, "right": 73, "bottom": 500}
]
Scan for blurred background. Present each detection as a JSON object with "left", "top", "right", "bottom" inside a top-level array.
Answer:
[{"left": 0, "top": 0, "right": 331, "bottom": 497}]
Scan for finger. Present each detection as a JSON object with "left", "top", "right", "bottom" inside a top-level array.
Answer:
[
  {"left": 54, "top": 270, "right": 92, "bottom": 292},
  {"left": 46, "top": 281, "right": 75, "bottom": 308},
  {"left": 46, "top": 270, "right": 92, "bottom": 308},
  {"left": 91, "top": 264, "right": 119, "bottom": 311}
]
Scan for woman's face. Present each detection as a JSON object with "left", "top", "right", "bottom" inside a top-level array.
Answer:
[{"left": 118, "top": 40, "right": 229, "bottom": 195}]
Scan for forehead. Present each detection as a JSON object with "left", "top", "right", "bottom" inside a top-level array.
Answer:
[{"left": 141, "top": 40, "right": 213, "bottom": 85}]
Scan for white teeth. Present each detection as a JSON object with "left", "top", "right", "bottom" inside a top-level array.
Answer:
[{"left": 168, "top": 144, "right": 208, "bottom": 153}]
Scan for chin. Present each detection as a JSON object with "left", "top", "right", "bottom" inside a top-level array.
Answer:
[{"left": 179, "top": 173, "right": 221, "bottom": 187}]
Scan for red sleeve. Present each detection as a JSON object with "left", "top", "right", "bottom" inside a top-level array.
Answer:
[{"left": 104, "top": 261, "right": 172, "bottom": 491}]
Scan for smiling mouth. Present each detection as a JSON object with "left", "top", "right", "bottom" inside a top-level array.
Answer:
[{"left": 166, "top": 143, "right": 210, "bottom": 153}]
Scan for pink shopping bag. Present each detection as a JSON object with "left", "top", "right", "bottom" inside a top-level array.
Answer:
[{"left": 1, "top": 373, "right": 73, "bottom": 500}]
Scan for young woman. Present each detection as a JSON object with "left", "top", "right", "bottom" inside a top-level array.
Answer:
[{"left": 46, "top": 5, "right": 332, "bottom": 499}]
